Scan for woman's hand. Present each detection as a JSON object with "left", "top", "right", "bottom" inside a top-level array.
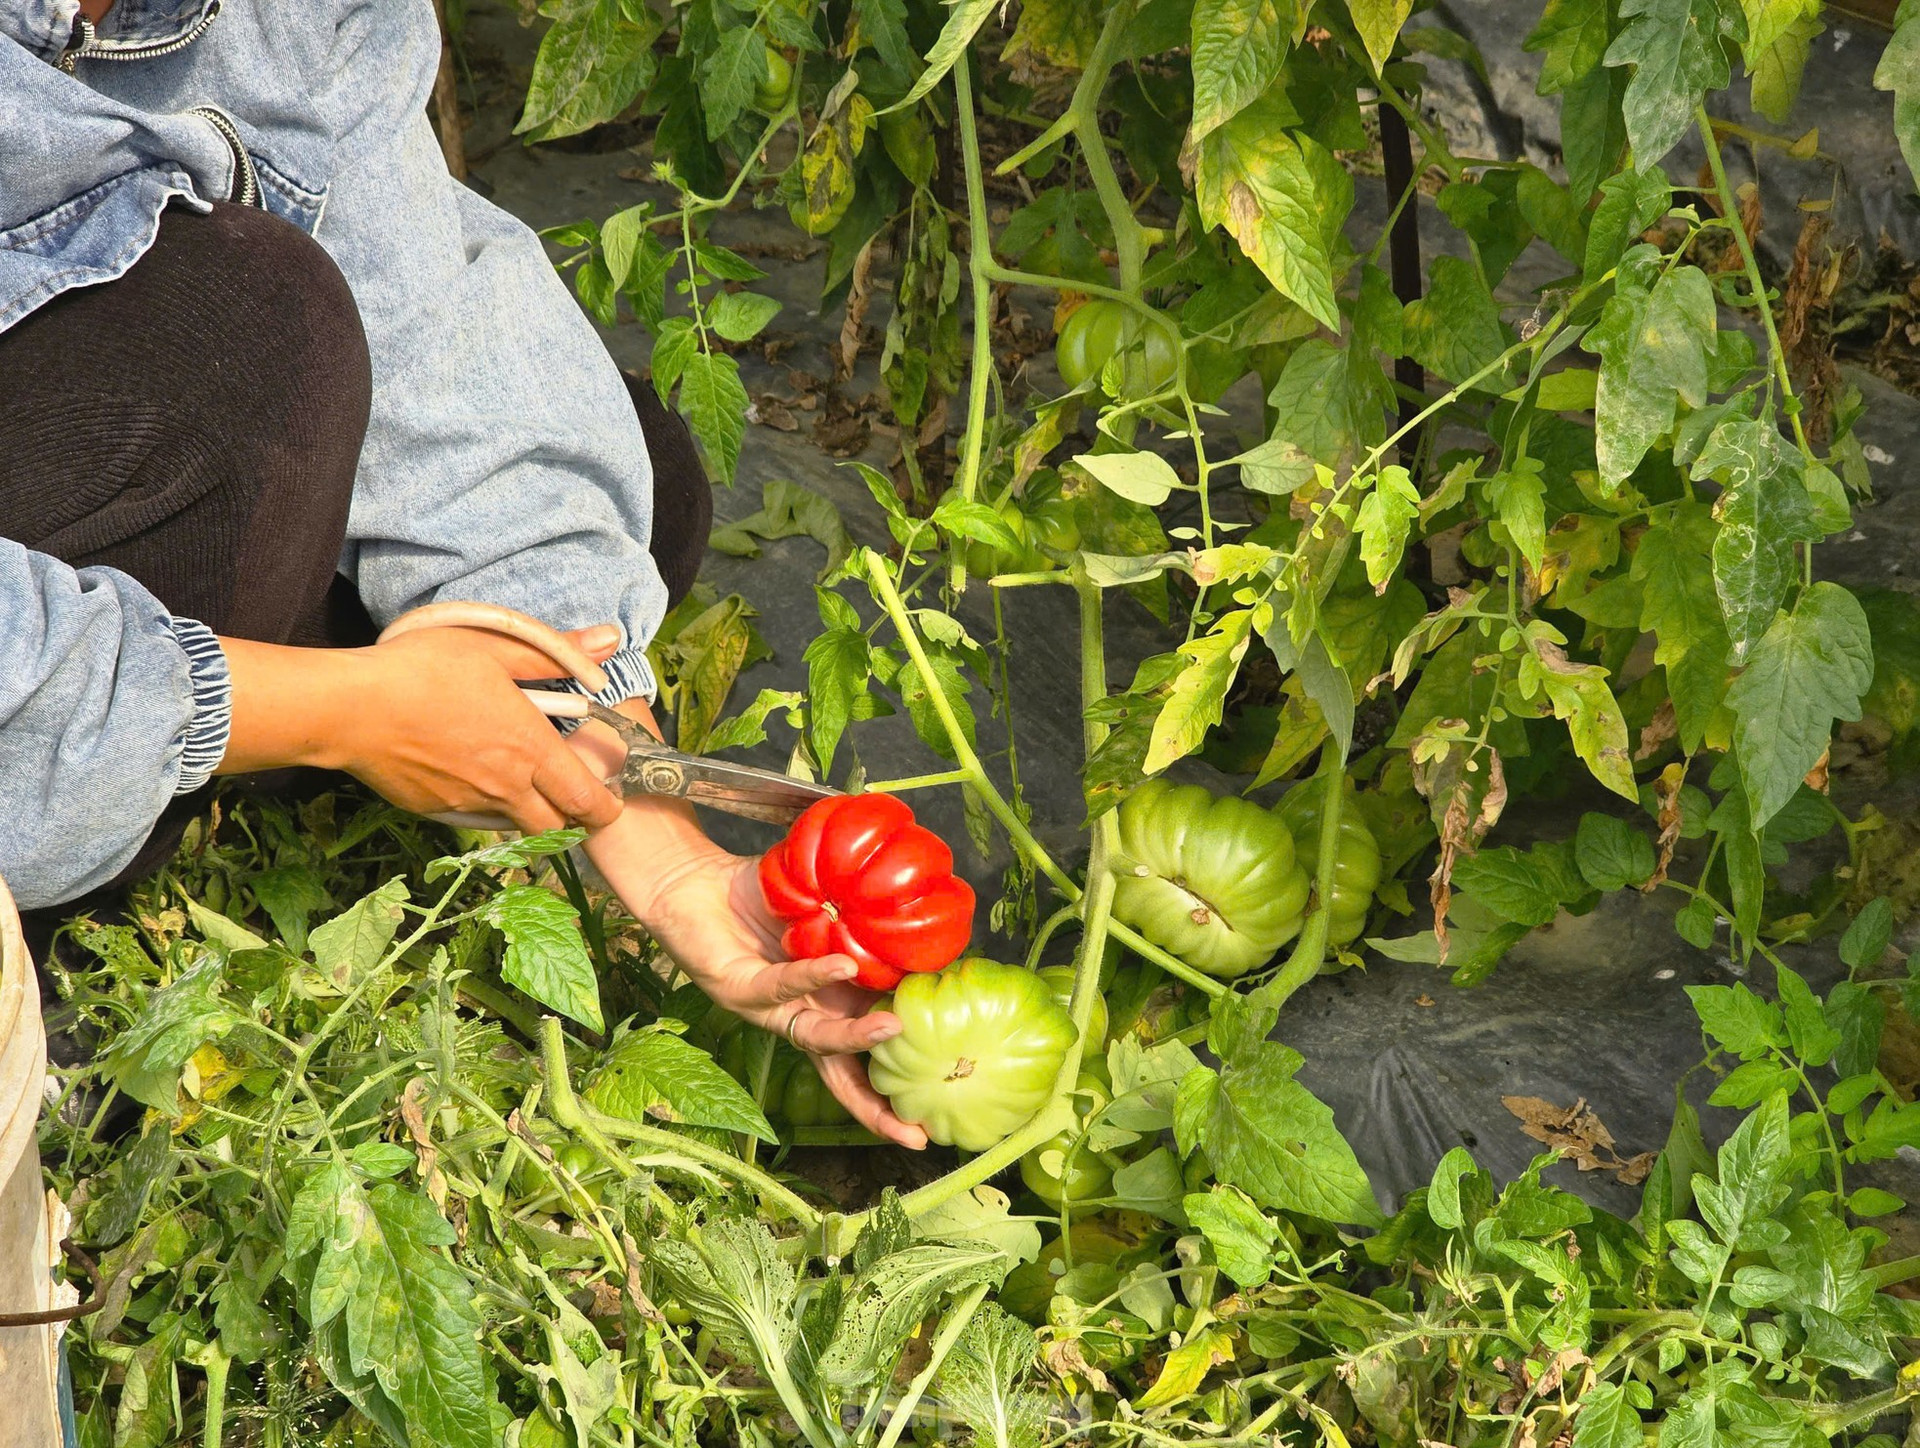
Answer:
[
  {"left": 573, "top": 730, "right": 928, "bottom": 1148},
  {"left": 218, "top": 625, "right": 626, "bottom": 834}
]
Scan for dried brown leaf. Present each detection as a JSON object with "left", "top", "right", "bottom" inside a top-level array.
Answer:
[
  {"left": 837, "top": 238, "right": 876, "bottom": 382},
  {"left": 1647, "top": 760, "right": 1686, "bottom": 890}
]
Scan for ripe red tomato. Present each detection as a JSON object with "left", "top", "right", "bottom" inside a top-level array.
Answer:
[{"left": 757, "top": 794, "right": 976, "bottom": 990}]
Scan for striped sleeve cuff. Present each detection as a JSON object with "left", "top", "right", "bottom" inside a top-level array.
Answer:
[
  {"left": 550, "top": 643, "right": 658, "bottom": 731},
  {"left": 164, "top": 617, "right": 232, "bottom": 794}
]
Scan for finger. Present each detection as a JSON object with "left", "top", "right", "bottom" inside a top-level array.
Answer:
[
  {"left": 785, "top": 1004, "right": 901, "bottom": 1056},
  {"left": 532, "top": 748, "right": 624, "bottom": 830},
  {"left": 767, "top": 954, "right": 862, "bottom": 1005},
  {"left": 814, "top": 1053, "right": 928, "bottom": 1150},
  {"left": 562, "top": 624, "right": 624, "bottom": 664},
  {"left": 505, "top": 790, "right": 570, "bottom": 836},
  {"left": 460, "top": 624, "right": 621, "bottom": 687}
]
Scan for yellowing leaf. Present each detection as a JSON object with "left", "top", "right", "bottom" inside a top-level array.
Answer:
[
  {"left": 1191, "top": 109, "right": 1349, "bottom": 331},
  {"left": 1145, "top": 610, "right": 1254, "bottom": 773},
  {"left": 1135, "top": 1324, "right": 1236, "bottom": 1409}
]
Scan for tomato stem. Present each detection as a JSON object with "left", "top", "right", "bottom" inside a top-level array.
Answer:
[
  {"left": 950, "top": 52, "right": 996, "bottom": 596},
  {"left": 536, "top": 1017, "right": 821, "bottom": 1228},
  {"left": 1262, "top": 736, "right": 1348, "bottom": 1009}
]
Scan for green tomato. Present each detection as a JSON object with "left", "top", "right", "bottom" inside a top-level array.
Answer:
[
  {"left": 754, "top": 48, "right": 795, "bottom": 114},
  {"left": 718, "top": 1026, "right": 850, "bottom": 1129},
  {"left": 1110, "top": 779, "right": 1311, "bottom": 978},
  {"left": 868, "top": 958, "right": 1075, "bottom": 1152},
  {"left": 1020, "top": 1072, "right": 1114, "bottom": 1214},
  {"left": 1037, "top": 965, "right": 1108, "bottom": 1057},
  {"left": 965, "top": 475, "right": 1082, "bottom": 578},
  {"left": 1273, "top": 784, "right": 1384, "bottom": 947},
  {"left": 1054, "top": 300, "right": 1179, "bottom": 398}
]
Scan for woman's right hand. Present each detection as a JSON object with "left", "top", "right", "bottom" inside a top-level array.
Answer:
[{"left": 217, "top": 623, "right": 626, "bottom": 834}]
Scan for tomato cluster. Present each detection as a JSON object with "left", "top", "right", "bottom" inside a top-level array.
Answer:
[{"left": 964, "top": 471, "right": 1083, "bottom": 578}]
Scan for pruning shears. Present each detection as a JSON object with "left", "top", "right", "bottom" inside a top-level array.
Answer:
[{"left": 378, "top": 601, "right": 839, "bottom": 829}]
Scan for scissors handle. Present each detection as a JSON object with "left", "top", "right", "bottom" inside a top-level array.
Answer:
[{"left": 378, "top": 603, "right": 836, "bottom": 828}]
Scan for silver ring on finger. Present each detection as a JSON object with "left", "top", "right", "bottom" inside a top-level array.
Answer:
[{"left": 785, "top": 1010, "right": 806, "bottom": 1049}]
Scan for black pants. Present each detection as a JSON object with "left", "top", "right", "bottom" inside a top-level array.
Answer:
[{"left": 0, "top": 201, "right": 710, "bottom": 903}]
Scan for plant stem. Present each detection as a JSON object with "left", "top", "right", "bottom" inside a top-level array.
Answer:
[
  {"left": 1694, "top": 107, "right": 1811, "bottom": 458},
  {"left": 200, "top": 1345, "right": 230, "bottom": 1448},
  {"left": 950, "top": 52, "right": 996, "bottom": 595},
  {"left": 874, "top": 1282, "right": 990, "bottom": 1448},
  {"left": 864, "top": 768, "right": 974, "bottom": 793},
  {"left": 536, "top": 1017, "right": 820, "bottom": 1227},
  {"left": 1067, "top": 0, "right": 1146, "bottom": 291},
  {"left": 1261, "top": 738, "right": 1348, "bottom": 1010}
]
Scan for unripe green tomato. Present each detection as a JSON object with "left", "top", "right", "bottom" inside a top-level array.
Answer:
[
  {"left": 965, "top": 480, "right": 1082, "bottom": 578},
  {"left": 1037, "top": 965, "right": 1108, "bottom": 1056},
  {"left": 1020, "top": 1073, "right": 1114, "bottom": 1214},
  {"left": 868, "top": 958, "right": 1075, "bottom": 1152},
  {"left": 1110, "top": 779, "right": 1311, "bottom": 978},
  {"left": 1054, "top": 300, "right": 1179, "bottom": 398},
  {"left": 779, "top": 1055, "right": 853, "bottom": 1127},
  {"left": 1273, "top": 785, "right": 1384, "bottom": 947},
  {"left": 754, "top": 48, "right": 795, "bottom": 113}
]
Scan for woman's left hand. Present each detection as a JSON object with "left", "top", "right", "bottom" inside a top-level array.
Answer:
[{"left": 575, "top": 740, "right": 928, "bottom": 1148}]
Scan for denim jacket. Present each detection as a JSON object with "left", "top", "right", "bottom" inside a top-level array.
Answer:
[{"left": 0, "top": 0, "right": 668, "bottom": 908}]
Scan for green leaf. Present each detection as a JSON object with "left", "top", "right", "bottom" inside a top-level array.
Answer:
[
  {"left": 820, "top": 1240, "right": 1013, "bottom": 1386},
  {"left": 248, "top": 865, "right": 332, "bottom": 955},
  {"left": 1748, "top": 9, "right": 1820, "bottom": 120},
  {"left": 1697, "top": 416, "right": 1823, "bottom": 662},
  {"left": 99, "top": 957, "right": 245, "bottom": 1115},
  {"left": 932, "top": 1305, "right": 1048, "bottom": 1448},
  {"left": 700, "top": 25, "right": 767, "bottom": 140},
  {"left": 517, "top": 0, "right": 659, "bottom": 141},
  {"left": 710, "top": 478, "right": 855, "bottom": 581},
  {"left": 1346, "top": 0, "right": 1414, "bottom": 70},
  {"left": 1074, "top": 450, "right": 1181, "bottom": 507},
  {"left": 1573, "top": 1382, "right": 1648, "bottom": 1448},
  {"left": 1184, "top": 1186, "right": 1282, "bottom": 1286},
  {"left": 1146, "top": 610, "right": 1254, "bottom": 772},
  {"left": 1426, "top": 1146, "right": 1484, "bottom": 1229},
  {"left": 1193, "top": 114, "right": 1350, "bottom": 330},
  {"left": 707, "top": 289, "right": 782, "bottom": 343},
  {"left": 1355, "top": 466, "right": 1422, "bottom": 588},
  {"left": 1825, "top": 983, "right": 1887, "bottom": 1081},
  {"left": 286, "top": 1167, "right": 492, "bottom": 1448},
  {"left": 1190, "top": 0, "right": 1301, "bottom": 140},
  {"left": 1708, "top": 1059, "right": 1795, "bottom": 1107},
  {"left": 1694, "top": 1091, "right": 1791, "bottom": 1245},
  {"left": 1563, "top": 66, "right": 1631, "bottom": 203},
  {"left": 898, "top": 650, "right": 978, "bottom": 762},
  {"left": 933, "top": 497, "right": 1026, "bottom": 553},
  {"left": 309, "top": 879, "right": 410, "bottom": 991},
  {"left": 1847, "top": 1187, "right": 1905, "bottom": 1217},
  {"left": 677, "top": 350, "right": 751, "bottom": 481},
  {"left": 1685, "top": 981, "right": 1784, "bottom": 1056},
  {"left": 889, "top": 0, "right": 998, "bottom": 112},
  {"left": 587, "top": 1026, "right": 776, "bottom": 1137},
  {"left": 1725, "top": 582, "right": 1874, "bottom": 827},
  {"left": 1487, "top": 458, "right": 1548, "bottom": 570},
  {"left": 1583, "top": 165, "right": 1672, "bottom": 283},
  {"left": 1294, "top": 630, "right": 1355, "bottom": 760},
  {"left": 804, "top": 624, "right": 870, "bottom": 774},
  {"left": 1452, "top": 846, "right": 1573, "bottom": 927},
  {"left": 1192, "top": 1044, "right": 1382, "bottom": 1225},
  {"left": 428, "top": 829, "right": 586, "bottom": 880},
  {"left": 1773, "top": 962, "right": 1842, "bottom": 1067},
  {"left": 1840, "top": 896, "right": 1894, "bottom": 971},
  {"left": 1603, "top": 0, "right": 1744, "bottom": 163},
  {"left": 1586, "top": 257, "right": 1717, "bottom": 490},
  {"left": 706, "top": 688, "right": 804, "bottom": 753},
  {"left": 1874, "top": 4, "right": 1920, "bottom": 182},
  {"left": 1404, "top": 255, "right": 1508, "bottom": 386},
  {"left": 481, "top": 885, "right": 602, "bottom": 1032},
  {"left": 1574, "top": 812, "right": 1656, "bottom": 890},
  {"left": 1527, "top": 0, "right": 1613, "bottom": 92},
  {"left": 1633, "top": 504, "right": 1723, "bottom": 668},
  {"left": 187, "top": 898, "right": 270, "bottom": 953}
]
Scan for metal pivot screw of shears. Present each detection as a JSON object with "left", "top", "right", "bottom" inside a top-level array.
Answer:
[{"left": 378, "top": 600, "right": 839, "bottom": 830}]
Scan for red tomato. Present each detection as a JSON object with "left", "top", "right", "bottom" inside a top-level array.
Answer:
[{"left": 757, "top": 794, "right": 976, "bottom": 990}]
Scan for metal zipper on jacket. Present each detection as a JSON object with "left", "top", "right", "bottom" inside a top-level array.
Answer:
[
  {"left": 186, "top": 105, "right": 260, "bottom": 207},
  {"left": 59, "top": 0, "right": 222, "bottom": 73}
]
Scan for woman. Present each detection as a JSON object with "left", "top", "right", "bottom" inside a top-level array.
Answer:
[{"left": 0, "top": 0, "right": 924, "bottom": 1145}]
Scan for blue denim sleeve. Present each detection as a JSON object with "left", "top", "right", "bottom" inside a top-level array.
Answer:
[
  {"left": 0, "top": 542, "right": 210, "bottom": 909},
  {"left": 315, "top": 0, "right": 666, "bottom": 702}
]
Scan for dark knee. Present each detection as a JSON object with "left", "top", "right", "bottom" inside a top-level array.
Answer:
[{"left": 625, "top": 371, "right": 711, "bottom": 608}]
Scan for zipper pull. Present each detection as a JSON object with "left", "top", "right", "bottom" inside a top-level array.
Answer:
[
  {"left": 57, "top": 17, "right": 96, "bottom": 74},
  {"left": 188, "top": 106, "right": 261, "bottom": 209}
]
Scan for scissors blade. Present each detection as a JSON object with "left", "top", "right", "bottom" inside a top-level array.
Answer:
[{"left": 579, "top": 702, "right": 839, "bottom": 825}]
